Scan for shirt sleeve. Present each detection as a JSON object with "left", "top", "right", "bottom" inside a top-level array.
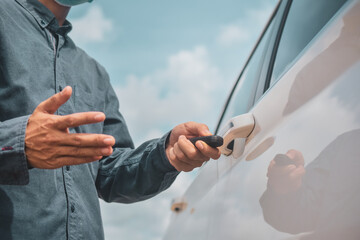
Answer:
[
  {"left": 95, "top": 81, "right": 179, "bottom": 203},
  {"left": 0, "top": 115, "right": 30, "bottom": 185}
]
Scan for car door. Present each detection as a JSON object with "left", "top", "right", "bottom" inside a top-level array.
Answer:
[
  {"left": 163, "top": 2, "right": 284, "bottom": 239},
  {"left": 164, "top": 0, "right": 360, "bottom": 239}
]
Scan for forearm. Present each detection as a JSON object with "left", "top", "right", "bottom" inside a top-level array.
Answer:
[
  {"left": 96, "top": 133, "right": 179, "bottom": 203},
  {"left": 0, "top": 115, "right": 30, "bottom": 185}
]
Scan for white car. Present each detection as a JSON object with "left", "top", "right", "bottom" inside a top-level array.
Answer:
[{"left": 164, "top": 0, "right": 360, "bottom": 239}]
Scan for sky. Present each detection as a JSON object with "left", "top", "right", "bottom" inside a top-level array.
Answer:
[{"left": 67, "top": 0, "right": 277, "bottom": 239}]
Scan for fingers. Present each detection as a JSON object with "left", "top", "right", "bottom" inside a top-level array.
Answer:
[
  {"left": 34, "top": 86, "right": 106, "bottom": 129},
  {"left": 26, "top": 87, "right": 116, "bottom": 169},
  {"left": 167, "top": 122, "right": 221, "bottom": 172},
  {"left": 60, "top": 133, "right": 116, "bottom": 147},
  {"left": 174, "top": 137, "right": 206, "bottom": 164},
  {"left": 268, "top": 162, "right": 297, "bottom": 177},
  {"left": 266, "top": 152, "right": 306, "bottom": 194},
  {"left": 56, "top": 112, "right": 106, "bottom": 129},
  {"left": 167, "top": 148, "right": 195, "bottom": 172},
  {"left": 26, "top": 137, "right": 114, "bottom": 169},
  {"left": 195, "top": 140, "right": 221, "bottom": 160},
  {"left": 26, "top": 133, "right": 115, "bottom": 169},
  {"left": 59, "top": 146, "right": 112, "bottom": 160},
  {"left": 168, "top": 122, "right": 212, "bottom": 148},
  {"left": 167, "top": 135, "right": 221, "bottom": 172},
  {"left": 58, "top": 146, "right": 113, "bottom": 157},
  {"left": 184, "top": 122, "right": 212, "bottom": 137},
  {"left": 36, "top": 86, "right": 72, "bottom": 114},
  {"left": 286, "top": 149, "right": 305, "bottom": 166},
  {"left": 289, "top": 165, "right": 306, "bottom": 178}
]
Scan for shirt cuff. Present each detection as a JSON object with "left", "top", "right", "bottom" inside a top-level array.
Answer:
[
  {"left": 0, "top": 115, "right": 30, "bottom": 185},
  {"left": 156, "top": 131, "right": 179, "bottom": 173}
]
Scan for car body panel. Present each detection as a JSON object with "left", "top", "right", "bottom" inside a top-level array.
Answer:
[{"left": 164, "top": 1, "right": 360, "bottom": 239}]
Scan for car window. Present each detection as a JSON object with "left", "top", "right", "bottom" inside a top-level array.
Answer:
[
  {"left": 269, "top": 0, "right": 347, "bottom": 86},
  {"left": 216, "top": 19, "right": 275, "bottom": 133}
]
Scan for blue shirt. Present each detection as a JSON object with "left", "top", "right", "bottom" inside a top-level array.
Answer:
[{"left": 0, "top": 0, "right": 178, "bottom": 239}]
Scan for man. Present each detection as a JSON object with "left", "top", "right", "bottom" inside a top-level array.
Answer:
[
  {"left": 0, "top": 0, "right": 221, "bottom": 239},
  {"left": 260, "top": 131, "right": 360, "bottom": 239}
]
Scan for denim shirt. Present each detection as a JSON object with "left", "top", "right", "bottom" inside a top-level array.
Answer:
[{"left": 0, "top": 0, "right": 178, "bottom": 239}]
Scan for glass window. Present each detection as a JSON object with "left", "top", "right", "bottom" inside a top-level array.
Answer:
[
  {"left": 270, "top": 0, "right": 347, "bottom": 85},
  {"left": 216, "top": 20, "right": 275, "bottom": 133}
]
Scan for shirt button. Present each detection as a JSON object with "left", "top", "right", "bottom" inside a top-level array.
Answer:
[
  {"left": 66, "top": 166, "right": 70, "bottom": 171},
  {"left": 71, "top": 205, "right": 75, "bottom": 213},
  {"left": 40, "top": 19, "right": 46, "bottom": 25}
]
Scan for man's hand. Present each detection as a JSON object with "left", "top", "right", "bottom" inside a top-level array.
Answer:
[
  {"left": 266, "top": 149, "right": 305, "bottom": 194},
  {"left": 25, "top": 86, "right": 115, "bottom": 169},
  {"left": 166, "top": 122, "right": 221, "bottom": 172}
]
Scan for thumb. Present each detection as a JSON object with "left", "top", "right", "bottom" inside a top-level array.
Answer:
[
  {"left": 286, "top": 149, "right": 305, "bottom": 167},
  {"left": 36, "top": 86, "right": 72, "bottom": 114},
  {"left": 185, "top": 122, "right": 212, "bottom": 137}
]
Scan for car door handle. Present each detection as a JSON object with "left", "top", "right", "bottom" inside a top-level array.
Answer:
[{"left": 218, "top": 113, "right": 255, "bottom": 156}]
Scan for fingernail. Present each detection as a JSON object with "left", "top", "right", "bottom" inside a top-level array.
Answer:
[
  {"left": 287, "top": 149, "right": 297, "bottom": 159},
  {"left": 203, "top": 130, "right": 212, "bottom": 136},
  {"left": 170, "top": 148, "right": 176, "bottom": 160},
  {"left": 101, "top": 148, "right": 110, "bottom": 155},
  {"left": 60, "top": 86, "right": 70, "bottom": 95},
  {"left": 104, "top": 137, "right": 114, "bottom": 145},
  {"left": 196, "top": 141, "right": 204, "bottom": 150},
  {"left": 94, "top": 113, "right": 105, "bottom": 121}
]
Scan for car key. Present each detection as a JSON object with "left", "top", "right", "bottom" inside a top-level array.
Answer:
[
  {"left": 273, "top": 154, "right": 297, "bottom": 166},
  {"left": 189, "top": 135, "right": 224, "bottom": 148}
]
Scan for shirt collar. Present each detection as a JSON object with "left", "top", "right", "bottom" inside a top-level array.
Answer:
[{"left": 15, "top": 0, "right": 73, "bottom": 36}]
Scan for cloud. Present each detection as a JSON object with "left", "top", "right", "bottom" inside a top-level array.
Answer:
[
  {"left": 217, "top": 4, "right": 274, "bottom": 47},
  {"left": 100, "top": 46, "right": 224, "bottom": 238},
  {"left": 101, "top": 45, "right": 224, "bottom": 239},
  {"left": 101, "top": 171, "right": 196, "bottom": 240},
  {"left": 247, "top": 4, "right": 276, "bottom": 26},
  {"left": 114, "top": 46, "right": 224, "bottom": 145},
  {"left": 69, "top": 5, "right": 113, "bottom": 44},
  {"left": 217, "top": 24, "right": 250, "bottom": 46}
]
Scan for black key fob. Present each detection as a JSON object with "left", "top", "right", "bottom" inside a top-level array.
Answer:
[
  {"left": 273, "top": 154, "right": 296, "bottom": 166},
  {"left": 189, "top": 135, "right": 224, "bottom": 148}
]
